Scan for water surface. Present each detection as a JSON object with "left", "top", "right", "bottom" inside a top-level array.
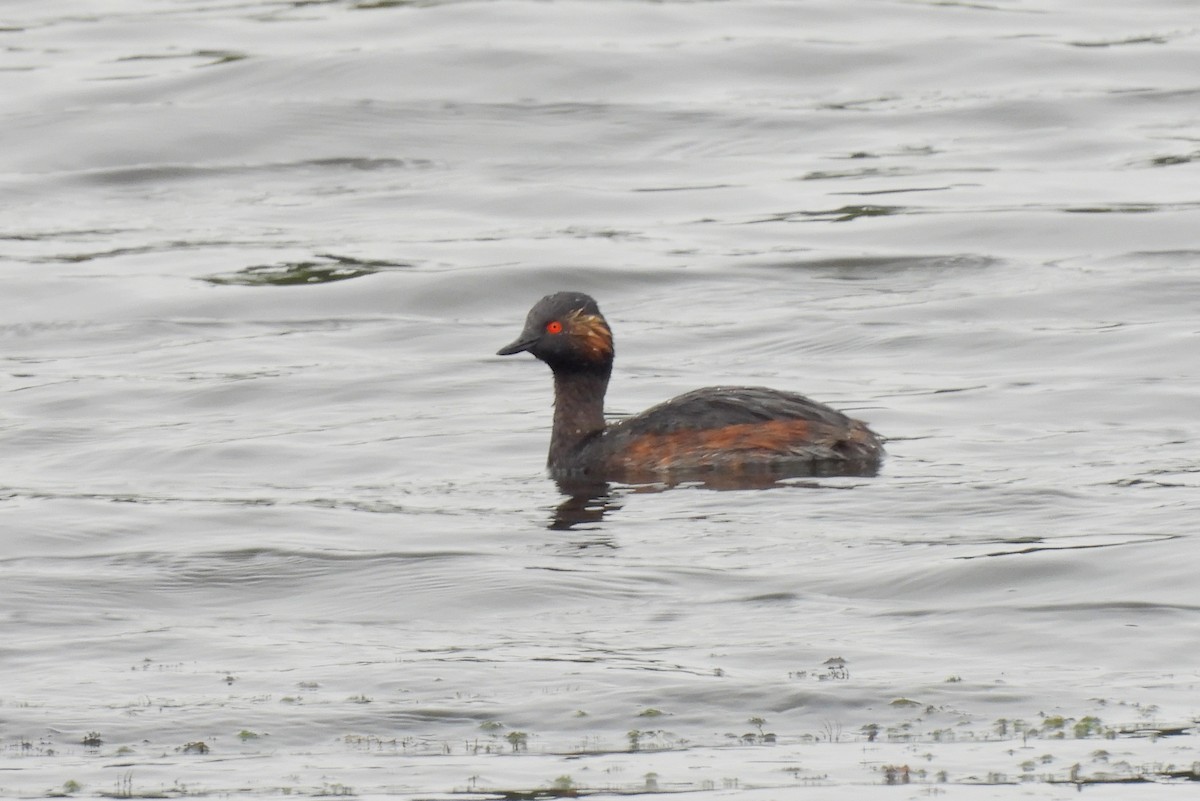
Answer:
[{"left": 2, "top": 0, "right": 1198, "bottom": 797}]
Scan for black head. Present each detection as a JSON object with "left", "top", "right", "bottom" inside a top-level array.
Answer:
[{"left": 497, "top": 291, "right": 614, "bottom": 373}]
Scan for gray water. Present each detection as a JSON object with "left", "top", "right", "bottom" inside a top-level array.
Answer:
[{"left": 2, "top": 0, "right": 1198, "bottom": 798}]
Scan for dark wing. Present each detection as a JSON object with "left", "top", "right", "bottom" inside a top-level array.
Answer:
[
  {"left": 610, "top": 386, "right": 858, "bottom": 434},
  {"left": 599, "top": 386, "right": 883, "bottom": 478}
]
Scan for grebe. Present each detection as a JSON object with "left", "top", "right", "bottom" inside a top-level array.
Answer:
[{"left": 498, "top": 291, "right": 882, "bottom": 483}]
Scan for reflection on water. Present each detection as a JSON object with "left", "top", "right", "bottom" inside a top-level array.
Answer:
[
  {"left": 549, "top": 466, "right": 880, "bottom": 530},
  {"left": 957, "top": 532, "right": 1182, "bottom": 560},
  {"left": 550, "top": 479, "right": 622, "bottom": 531}
]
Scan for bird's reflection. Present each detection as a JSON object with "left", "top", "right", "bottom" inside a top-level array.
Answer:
[
  {"left": 547, "top": 460, "right": 879, "bottom": 531},
  {"left": 549, "top": 478, "right": 623, "bottom": 531}
]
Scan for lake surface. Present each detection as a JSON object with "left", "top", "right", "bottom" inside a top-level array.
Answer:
[{"left": 2, "top": 0, "right": 1198, "bottom": 797}]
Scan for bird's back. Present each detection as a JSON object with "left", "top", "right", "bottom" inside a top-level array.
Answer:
[{"left": 597, "top": 386, "right": 882, "bottom": 481}]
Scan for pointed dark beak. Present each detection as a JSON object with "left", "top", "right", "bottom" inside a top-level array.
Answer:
[{"left": 497, "top": 334, "right": 537, "bottom": 356}]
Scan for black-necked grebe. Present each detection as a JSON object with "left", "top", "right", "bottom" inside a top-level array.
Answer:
[{"left": 498, "top": 291, "right": 883, "bottom": 483}]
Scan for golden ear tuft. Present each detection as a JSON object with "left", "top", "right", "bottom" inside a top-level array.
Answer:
[{"left": 566, "top": 309, "right": 613, "bottom": 361}]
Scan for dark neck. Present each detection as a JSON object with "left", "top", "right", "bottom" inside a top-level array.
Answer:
[{"left": 549, "top": 367, "right": 610, "bottom": 470}]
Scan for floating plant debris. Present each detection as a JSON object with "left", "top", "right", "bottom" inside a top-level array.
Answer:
[{"left": 201, "top": 253, "right": 411, "bottom": 286}]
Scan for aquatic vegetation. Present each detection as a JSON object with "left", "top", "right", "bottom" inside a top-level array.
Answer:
[
  {"left": 1149, "top": 152, "right": 1199, "bottom": 167},
  {"left": 819, "top": 720, "right": 844, "bottom": 743},
  {"left": 822, "top": 657, "right": 850, "bottom": 680},
  {"left": 751, "top": 205, "right": 903, "bottom": 224},
  {"left": 1042, "top": 715, "right": 1067, "bottom": 731},
  {"left": 201, "top": 254, "right": 410, "bottom": 287},
  {"left": 745, "top": 716, "right": 776, "bottom": 744},
  {"left": 342, "top": 734, "right": 419, "bottom": 752},
  {"left": 112, "top": 772, "right": 133, "bottom": 798},
  {"left": 1035, "top": 713, "right": 1111, "bottom": 740}
]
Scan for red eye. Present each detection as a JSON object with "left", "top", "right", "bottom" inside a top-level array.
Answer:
[{"left": 545, "top": 320, "right": 564, "bottom": 334}]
